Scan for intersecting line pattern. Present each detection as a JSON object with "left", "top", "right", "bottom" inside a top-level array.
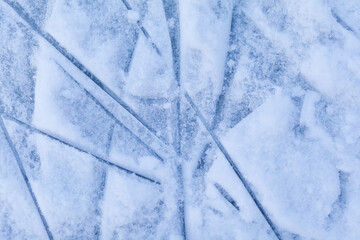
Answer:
[{"left": 0, "top": 0, "right": 284, "bottom": 239}]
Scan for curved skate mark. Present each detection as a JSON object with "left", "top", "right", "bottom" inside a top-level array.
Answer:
[
  {"left": 194, "top": 143, "right": 212, "bottom": 173},
  {"left": 185, "top": 92, "right": 282, "bottom": 240},
  {"left": 214, "top": 183, "right": 240, "bottom": 211},
  {"left": 0, "top": 116, "right": 54, "bottom": 240},
  {"left": 327, "top": 171, "right": 349, "bottom": 222},
  {"left": 1, "top": 113, "right": 161, "bottom": 185},
  {"left": 2, "top": 0, "right": 164, "bottom": 140}
]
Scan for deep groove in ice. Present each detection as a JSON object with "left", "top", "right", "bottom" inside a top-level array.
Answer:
[
  {"left": 162, "top": 0, "right": 182, "bottom": 155},
  {"left": 195, "top": 143, "right": 211, "bottom": 172},
  {"left": 214, "top": 183, "right": 240, "bottom": 211},
  {"left": 184, "top": 92, "right": 282, "bottom": 240},
  {"left": 94, "top": 169, "right": 108, "bottom": 239},
  {"left": 162, "top": 0, "right": 181, "bottom": 86},
  {"left": 138, "top": 24, "right": 162, "bottom": 55},
  {"left": 162, "top": 0, "right": 186, "bottom": 238},
  {"left": 124, "top": 31, "right": 140, "bottom": 74},
  {"left": 121, "top": 0, "right": 162, "bottom": 54},
  {"left": 105, "top": 123, "right": 116, "bottom": 157},
  {"left": 1, "top": 113, "right": 161, "bottom": 185},
  {"left": 121, "top": 0, "right": 132, "bottom": 10},
  {"left": 2, "top": 0, "right": 163, "bottom": 141},
  {"left": 211, "top": 3, "right": 242, "bottom": 130},
  {"left": 331, "top": 9, "right": 358, "bottom": 37},
  {"left": 55, "top": 61, "right": 165, "bottom": 163},
  {"left": 122, "top": 0, "right": 163, "bottom": 55},
  {"left": 0, "top": 116, "right": 54, "bottom": 240}
]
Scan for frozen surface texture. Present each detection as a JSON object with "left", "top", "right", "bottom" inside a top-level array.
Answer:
[{"left": 1, "top": 0, "right": 360, "bottom": 239}]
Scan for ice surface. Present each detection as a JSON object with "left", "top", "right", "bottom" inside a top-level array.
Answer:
[
  {"left": 222, "top": 90, "right": 340, "bottom": 239},
  {"left": 4, "top": 117, "right": 107, "bottom": 239},
  {"left": 1, "top": 0, "right": 360, "bottom": 239},
  {"left": 0, "top": 7, "right": 36, "bottom": 123},
  {"left": 0, "top": 123, "right": 48, "bottom": 240},
  {"left": 100, "top": 168, "right": 165, "bottom": 239}
]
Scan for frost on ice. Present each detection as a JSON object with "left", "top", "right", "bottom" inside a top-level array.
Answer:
[{"left": 1, "top": 0, "right": 360, "bottom": 239}]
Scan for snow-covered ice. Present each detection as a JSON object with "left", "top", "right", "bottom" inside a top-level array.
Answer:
[{"left": 1, "top": 0, "right": 360, "bottom": 239}]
